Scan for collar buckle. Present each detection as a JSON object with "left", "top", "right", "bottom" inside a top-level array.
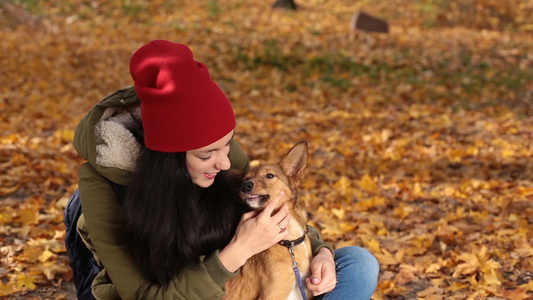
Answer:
[{"left": 278, "top": 233, "right": 306, "bottom": 248}]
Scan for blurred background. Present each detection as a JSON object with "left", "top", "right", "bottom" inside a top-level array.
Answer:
[{"left": 1, "top": 0, "right": 532, "bottom": 298}]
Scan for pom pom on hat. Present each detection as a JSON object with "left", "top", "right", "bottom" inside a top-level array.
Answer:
[{"left": 130, "top": 40, "right": 235, "bottom": 152}]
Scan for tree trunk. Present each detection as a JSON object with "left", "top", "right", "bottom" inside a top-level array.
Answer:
[
  {"left": 272, "top": 0, "right": 298, "bottom": 10},
  {"left": 0, "top": 0, "right": 44, "bottom": 30}
]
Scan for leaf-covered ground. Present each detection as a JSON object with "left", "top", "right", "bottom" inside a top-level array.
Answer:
[{"left": 1, "top": 0, "right": 532, "bottom": 299}]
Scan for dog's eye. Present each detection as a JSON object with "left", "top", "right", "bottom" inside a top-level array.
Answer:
[{"left": 265, "top": 173, "right": 275, "bottom": 179}]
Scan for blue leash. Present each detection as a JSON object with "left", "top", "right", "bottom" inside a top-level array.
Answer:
[
  {"left": 280, "top": 235, "right": 308, "bottom": 300},
  {"left": 289, "top": 246, "right": 308, "bottom": 300}
]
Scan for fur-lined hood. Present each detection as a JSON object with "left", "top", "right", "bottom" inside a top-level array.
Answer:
[{"left": 74, "top": 86, "right": 143, "bottom": 186}]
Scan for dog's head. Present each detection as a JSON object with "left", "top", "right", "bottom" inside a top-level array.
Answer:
[{"left": 240, "top": 140, "right": 308, "bottom": 212}]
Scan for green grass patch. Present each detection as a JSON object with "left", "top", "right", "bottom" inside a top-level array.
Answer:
[
  {"left": 206, "top": 0, "right": 222, "bottom": 18},
  {"left": 120, "top": 0, "right": 144, "bottom": 18},
  {"left": 10, "top": 0, "right": 41, "bottom": 12}
]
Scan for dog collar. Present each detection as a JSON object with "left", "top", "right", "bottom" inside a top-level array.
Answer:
[{"left": 278, "top": 234, "right": 306, "bottom": 248}]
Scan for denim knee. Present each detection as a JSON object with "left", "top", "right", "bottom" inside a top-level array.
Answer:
[{"left": 336, "top": 246, "right": 379, "bottom": 292}]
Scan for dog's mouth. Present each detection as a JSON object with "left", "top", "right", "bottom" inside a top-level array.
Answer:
[{"left": 244, "top": 194, "right": 270, "bottom": 209}]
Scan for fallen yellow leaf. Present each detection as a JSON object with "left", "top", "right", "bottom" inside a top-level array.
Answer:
[{"left": 15, "top": 274, "right": 36, "bottom": 290}]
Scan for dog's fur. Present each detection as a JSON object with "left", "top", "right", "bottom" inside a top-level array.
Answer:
[{"left": 224, "top": 141, "right": 314, "bottom": 300}]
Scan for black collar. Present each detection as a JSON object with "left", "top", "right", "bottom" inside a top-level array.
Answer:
[{"left": 278, "top": 234, "right": 306, "bottom": 248}]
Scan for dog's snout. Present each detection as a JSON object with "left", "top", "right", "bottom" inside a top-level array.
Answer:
[{"left": 241, "top": 180, "right": 254, "bottom": 193}]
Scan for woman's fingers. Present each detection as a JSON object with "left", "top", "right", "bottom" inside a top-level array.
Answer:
[
  {"left": 231, "top": 191, "right": 294, "bottom": 256},
  {"left": 259, "top": 191, "right": 284, "bottom": 220},
  {"left": 241, "top": 210, "right": 258, "bottom": 221},
  {"left": 263, "top": 193, "right": 291, "bottom": 226},
  {"left": 277, "top": 212, "right": 291, "bottom": 231}
]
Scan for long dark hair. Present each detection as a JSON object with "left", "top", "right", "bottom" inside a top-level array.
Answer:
[{"left": 121, "top": 146, "right": 249, "bottom": 296}]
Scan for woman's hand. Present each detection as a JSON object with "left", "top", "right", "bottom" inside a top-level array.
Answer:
[
  {"left": 306, "top": 247, "right": 337, "bottom": 296},
  {"left": 219, "top": 192, "right": 290, "bottom": 272}
]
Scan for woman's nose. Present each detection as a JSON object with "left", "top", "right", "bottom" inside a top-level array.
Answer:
[{"left": 215, "top": 155, "right": 231, "bottom": 170}]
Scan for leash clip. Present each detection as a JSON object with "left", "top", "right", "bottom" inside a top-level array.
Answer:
[{"left": 288, "top": 244, "right": 298, "bottom": 268}]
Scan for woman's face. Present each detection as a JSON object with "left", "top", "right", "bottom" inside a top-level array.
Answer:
[{"left": 186, "top": 130, "right": 234, "bottom": 188}]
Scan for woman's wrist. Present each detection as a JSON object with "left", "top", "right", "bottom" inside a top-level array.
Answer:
[
  {"left": 219, "top": 240, "right": 249, "bottom": 272},
  {"left": 317, "top": 246, "right": 334, "bottom": 259}
]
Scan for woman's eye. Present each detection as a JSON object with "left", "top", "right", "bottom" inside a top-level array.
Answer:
[
  {"left": 265, "top": 173, "right": 274, "bottom": 179},
  {"left": 200, "top": 157, "right": 211, "bottom": 161}
]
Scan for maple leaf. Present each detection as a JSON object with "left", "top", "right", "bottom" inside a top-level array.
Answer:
[
  {"left": 37, "top": 263, "right": 71, "bottom": 281},
  {"left": 497, "top": 287, "right": 531, "bottom": 300},
  {"left": 519, "top": 281, "right": 533, "bottom": 292},
  {"left": 374, "top": 249, "right": 398, "bottom": 266},
  {"left": 358, "top": 174, "right": 379, "bottom": 194},
  {"left": 514, "top": 239, "right": 533, "bottom": 258},
  {"left": 0, "top": 282, "right": 19, "bottom": 297},
  {"left": 480, "top": 259, "right": 502, "bottom": 286},
  {"left": 15, "top": 273, "right": 36, "bottom": 291},
  {"left": 425, "top": 258, "right": 447, "bottom": 274},
  {"left": 39, "top": 249, "right": 56, "bottom": 263},
  {"left": 330, "top": 208, "right": 345, "bottom": 219}
]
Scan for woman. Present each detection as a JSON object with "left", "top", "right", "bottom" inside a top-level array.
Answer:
[{"left": 66, "top": 40, "right": 379, "bottom": 299}]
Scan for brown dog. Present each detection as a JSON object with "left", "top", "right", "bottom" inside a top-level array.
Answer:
[{"left": 224, "top": 140, "right": 314, "bottom": 300}]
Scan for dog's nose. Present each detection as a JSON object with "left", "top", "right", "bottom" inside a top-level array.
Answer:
[{"left": 241, "top": 180, "right": 254, "bottom": 193}]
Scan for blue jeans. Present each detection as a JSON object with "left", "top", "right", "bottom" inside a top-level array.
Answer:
[{"left": 315, "top": 246, "right": 379, "bottom": 300}]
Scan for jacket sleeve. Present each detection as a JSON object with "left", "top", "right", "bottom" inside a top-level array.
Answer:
[
  {"left": 307, "top": 225, "right": 335, "bottom": 258},
  {"left": 78, "top": 163, "right": 236, "bottom": 300}
]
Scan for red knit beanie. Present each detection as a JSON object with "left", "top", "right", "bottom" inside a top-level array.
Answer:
[{"left": 129, "top": 40, "right": 235, "bottom": 152}]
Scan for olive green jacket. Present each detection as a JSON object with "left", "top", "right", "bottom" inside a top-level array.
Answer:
[{"left": 73, "top": 86, "right": 333, "bottom": 299}]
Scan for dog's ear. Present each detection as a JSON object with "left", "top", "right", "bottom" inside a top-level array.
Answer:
[{"left": 280, "top": 140, "right": 308, "bottom": 179}]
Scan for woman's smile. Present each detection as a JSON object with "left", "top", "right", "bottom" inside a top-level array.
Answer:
[{"left": 204, "top": 172, "right": 218, "bottom": 180}]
